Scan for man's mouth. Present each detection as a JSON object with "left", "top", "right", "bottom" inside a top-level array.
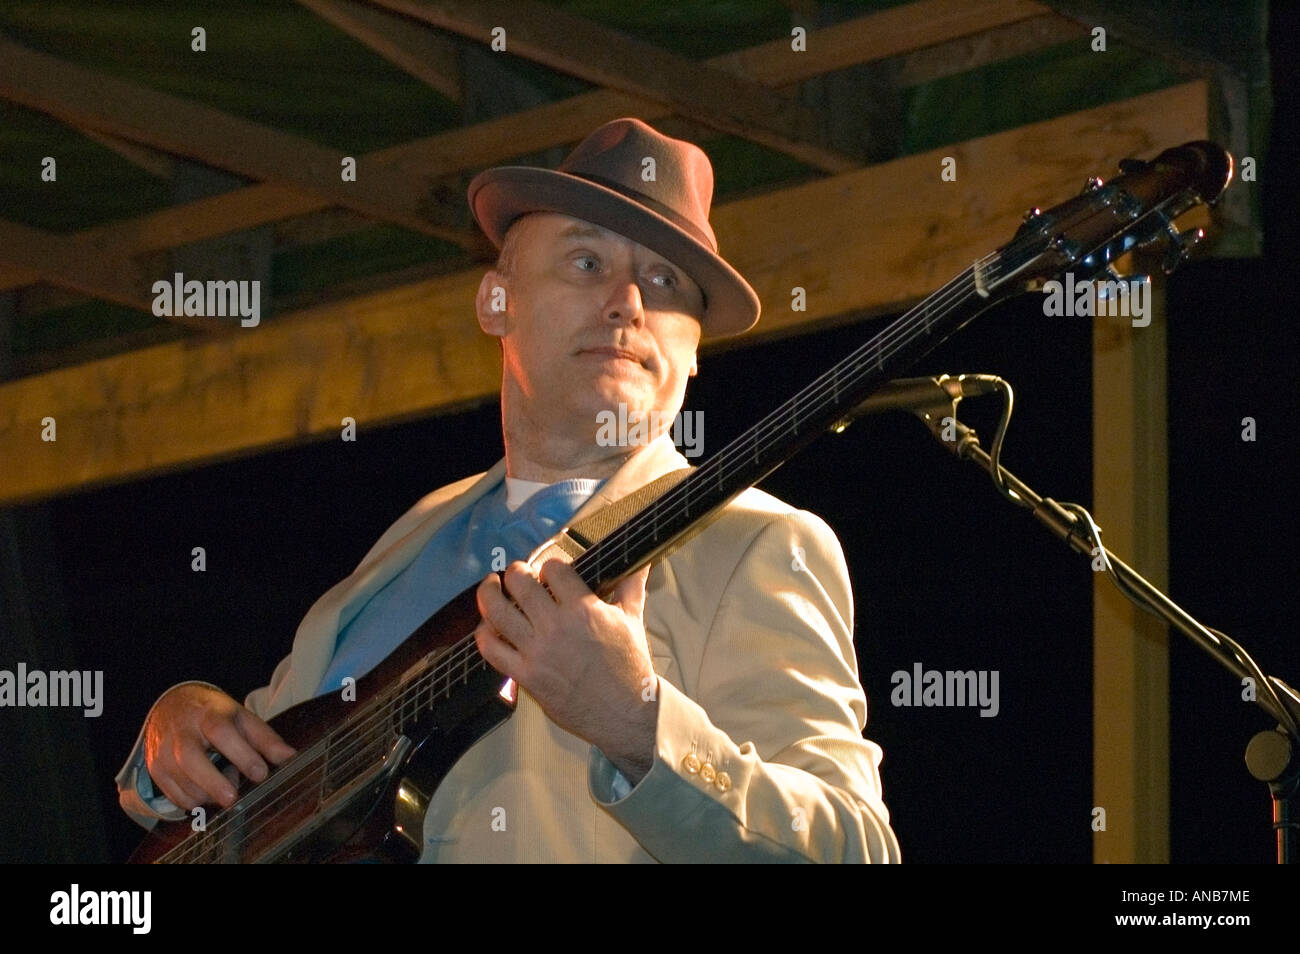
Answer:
[{"left": 579, "top": 347, "right": 645, "bottom": 366}]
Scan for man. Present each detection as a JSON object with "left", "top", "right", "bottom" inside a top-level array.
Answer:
[{"left": 117, "top": 118, "right": 900, "bottom": 863}]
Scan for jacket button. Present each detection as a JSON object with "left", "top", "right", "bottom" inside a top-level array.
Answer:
[
  {"left": 715, "top": 771, "right": 732, "bottom": 793},
  {"left": 700, "top": 762, "right": 716, "bottom": 784},
  {"left": 682, "top": 753, "right": 701, "bottom": 774}
]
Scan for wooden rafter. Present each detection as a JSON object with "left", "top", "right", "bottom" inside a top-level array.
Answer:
[
  {"left": 0, "top": 219, "right": 224, "bottom": 332},
  {"left": 0, "top": 33, "right": 481, "bottom": 249},
  {"left": 0, "top": 1, "right": 1060, "bottom": 297},
  {"left": 711, "top": 0, "right": 1050, "bottom": 86},
  {"left": 896, "top": 12, "right": 1087, "bottom": 87},
  {"left": 76, "top": 128, "right": 175, "bottom": 179},
  {"left": 370, "top": 0, "right": 863, "bottom": 173},
  {"left": 298, "top": 0, "right": 463, "bottom": 103},
  {"left": 0, "top": 83, "right": 1208, "bottom": 504}
]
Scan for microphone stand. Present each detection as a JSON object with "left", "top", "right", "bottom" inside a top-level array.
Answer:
[{"left": 836, "top": 377, "right": 1300, "bottom": 863}]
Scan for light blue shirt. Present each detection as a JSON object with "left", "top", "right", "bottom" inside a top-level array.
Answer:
[{"left": 315, "top": 476, "right": 602, "bottom": 696}]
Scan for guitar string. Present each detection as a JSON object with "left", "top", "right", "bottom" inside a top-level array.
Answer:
[
  {"left": 162, "top": 249, "right": 1014, "bottom": 861},
  {"left": 166, "top": 634, "right": 495, "bottom": 862},
  {"left": 163, "top": 636, "right": 485, "bottom": 861}
]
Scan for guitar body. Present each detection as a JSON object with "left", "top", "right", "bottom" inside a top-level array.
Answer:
[{"left": 129, "top": 585, "right": 515, "bottom": 864}]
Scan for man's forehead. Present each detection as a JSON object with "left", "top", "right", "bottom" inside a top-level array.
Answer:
[{"left": 551, "top": 217, "right": 606, "bottom": 241}]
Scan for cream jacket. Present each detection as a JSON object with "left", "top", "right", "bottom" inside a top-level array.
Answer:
[{"left": 118, "top": 433, "right": 900, "bottom": 862}]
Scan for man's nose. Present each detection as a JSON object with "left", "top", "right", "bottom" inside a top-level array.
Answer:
[{"left": 602, "top": 273, "right": 645, "bottom": 327}]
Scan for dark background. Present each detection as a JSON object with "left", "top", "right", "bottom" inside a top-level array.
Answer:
[{"left": 1, "top": 2, "right": 1295, "bottom": 865}]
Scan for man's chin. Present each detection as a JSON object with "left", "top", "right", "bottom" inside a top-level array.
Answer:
[{"left": 585, "top": 386, "right": 652, "bottom": 417}]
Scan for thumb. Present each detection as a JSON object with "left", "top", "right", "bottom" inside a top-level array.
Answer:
[{"left": 609, "top": 563, "right": 652, "bottom": 618}]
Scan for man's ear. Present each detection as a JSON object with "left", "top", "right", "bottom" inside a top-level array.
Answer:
[
  {"left": 689, "top": 353, "right": 699, "bottom": 377},
  {"left": 475, "top": 269, "right": 510, "bottom": 337}
]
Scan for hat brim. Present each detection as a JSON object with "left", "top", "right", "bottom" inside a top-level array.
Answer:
[{"left": 468, "top": 167, "right": 759, "bottom": 339}]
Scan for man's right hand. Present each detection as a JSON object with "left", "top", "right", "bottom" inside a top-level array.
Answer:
[{"left": 143, "top": 684, "right": 296, "bottom": 810}]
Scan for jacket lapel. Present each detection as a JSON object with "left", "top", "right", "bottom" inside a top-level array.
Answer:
[
  {"left": 270, "top": 436, "right": 688, "bottom": 712},
  {"left": 270, "top": 460, "right": 507, "bottom": 711}
]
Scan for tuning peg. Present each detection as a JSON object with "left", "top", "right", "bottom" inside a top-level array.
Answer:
[
  {"left": 1162, "top": 224, "right": 1206, "bottom": 274},
  {"left": 1022, "top": 206, "right": 1042, "bottom": 223},
  {"left": 1081, "top": 177, "right": 1104, "bottom": 193}
]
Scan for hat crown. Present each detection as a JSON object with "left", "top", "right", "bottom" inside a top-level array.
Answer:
[
  {"left": 559, "top": 119, "right": 718, "bottom": 252},
  {"left": 466, "top": 116, "right": 760, "bottom": 336}
]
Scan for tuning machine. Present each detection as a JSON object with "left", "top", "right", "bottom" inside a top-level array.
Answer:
[{"left": 1162, "top": 223, "right": 1206, "bottom": 274}]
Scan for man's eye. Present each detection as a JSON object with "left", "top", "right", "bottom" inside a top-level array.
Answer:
[
  {"left": 574, "top": 256, "right": 599, "bottom": 271},
  {"left": 648, "top": 272, "right": 677, "bottom": 288}
]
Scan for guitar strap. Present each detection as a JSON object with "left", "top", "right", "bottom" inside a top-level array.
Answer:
[{"left": 526, "top": 466, "right": 694, "bottom": 567}]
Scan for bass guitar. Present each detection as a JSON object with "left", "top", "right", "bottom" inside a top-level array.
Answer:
[{"left": 132, "top": 140, "right": 1232, "bottom": 863}]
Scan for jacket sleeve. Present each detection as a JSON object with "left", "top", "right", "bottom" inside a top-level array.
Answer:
[
  {"left": 114, "top": 680, "right": 223, "bottom": 830},
  {"left": 116, "top": 650, "right": 296, "bottom": 831},
  {"left": 588, "top": 509, "right": 900, "bottom": 863},
  {"left": 115, "top": 475, "right": 493, "bottom": 831}
]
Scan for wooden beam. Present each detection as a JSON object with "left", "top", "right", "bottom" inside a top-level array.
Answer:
[
  {"left": 298, "top": 0, "right": 463, "bottom": 103},
  {"left": 272, "top": 207, "right": 379, "bottom": 248},
  {"left": 0, "top": 218, "right": 223, "bottom": 331},
  {"left": 367, "top": 0, "right": 860, "bottom": 173},
  {"left": 0, "top": 33, "right": 479, "bottom": 247},
  {"left": 1092, "top": 247, "right": 1171, "bottom": 864},
  {"left": 0, "top": 83, "right": 1207, "bottom": 504},
  {"left": 0, "top": 266, "right": 40, "bottom": 294},
  {"left": 896, "top": 13, "right": 1088, "bottom": 87},
  {"left": 712, "top": 0, "right": 1051, "bottom": 86},
  {"left": 725, "top": 82, "right": 1208, "bottom": 338},
  {"left": 0, "top": 2, "right": 1052, "bottom": 296},
  {"left": 9, "top": 324, "right": 188, "bottom": 379},
  {"left": 76, "top": 128, "right": 175, "bottom": 179}
]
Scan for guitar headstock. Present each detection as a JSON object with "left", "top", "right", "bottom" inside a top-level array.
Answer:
[{"left": 990, "top": 141, "right": 1234, "bottom": 294}]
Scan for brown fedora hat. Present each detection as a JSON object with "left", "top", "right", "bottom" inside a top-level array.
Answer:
[{"left": 467, "top": 118, "right": 760, "bottom": 338}]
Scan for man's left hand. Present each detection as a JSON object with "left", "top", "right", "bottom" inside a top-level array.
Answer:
[{"left": 474, "top": 559, "right": 659, "bottom": 785}]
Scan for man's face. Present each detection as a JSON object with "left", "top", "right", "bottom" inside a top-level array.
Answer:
[{"left": 476, "top": 212, "right": 704, "bottom": 444}]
